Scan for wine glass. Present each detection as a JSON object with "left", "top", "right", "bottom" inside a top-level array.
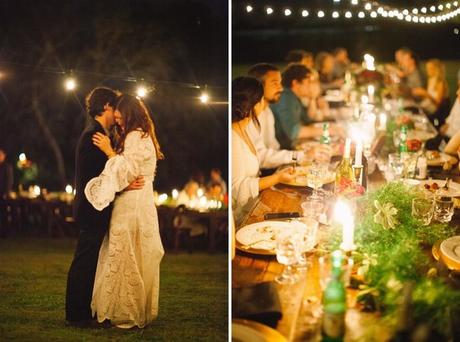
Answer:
[
  {"left": 275, "top": 234, "right": 299, "bottom": 284},
  {"left": 307, "top": 163, "right": 327, "bottom": 199}
]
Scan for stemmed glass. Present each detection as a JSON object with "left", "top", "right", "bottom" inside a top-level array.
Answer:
[
  {"left": 307, "top": 162, "right": 328, "bottom": 199},
  {"left": 275, "top": 234, "right": 299, "bottom": 284}
]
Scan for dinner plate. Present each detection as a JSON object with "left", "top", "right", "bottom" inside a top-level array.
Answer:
[
  {"left": 295, "top": 140, "right": 342, "bottom": 157},
  {"left": 407, "top": 130, "right": 436, "bottom": 142},
  {"left": 235, "top": 220, "right": 310, "bottom": 255},
  {"left": 232, "top": 319, "right": 287, "bottom": 342},
  {"left": 278, "top": 166, "right": 335, "bottom": 187},
  {"left": 419, "top": 179, "right": 460, "bottom": 197},
  {"left": 440, "top": 236, "right": 460, "bottom": 271},
  {"left": 425, "top": 151, "right": 458, "bottom": 166}
]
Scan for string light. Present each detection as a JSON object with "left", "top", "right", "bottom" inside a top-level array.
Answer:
[
  {"left": 64, "top": 77, "right": 76, "bottom": 91},
  {"left": 364, "top": 3, "right": 372, "bottom": 11},
  {"left": 266, "top": 7, "right": 273, "bottom": 15},
  {"left": 200, "top": 92, "right": 210, "bottom": 104},
  {"left": 351, "top": 0, "right": 359, "bottom": 5},
  {"left": 358, "top": 11, "right": 365, "bottom": 18},
  {"left": 136, "top": 85, "right": 148, "bottom": 98},
  {"left": 284, "top": 8, "right": 292, "bottom": 16},
  {"left": 345, "top": 11, "right": 352, "bottom": 18},
  {"left": 317, "top": 10, "right": 325, "bottom": 17},
  {"left": 246, "top": 5, "right": 253, "bottom": 13},
  {"left": 332, "top": 11, "right": 340, "bottom": 18},
  {"left": 301, "top": 9, "right": 309, "bottom": 17}
]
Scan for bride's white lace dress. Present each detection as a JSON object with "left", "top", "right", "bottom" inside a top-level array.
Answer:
[{"left": 85, "top": 130, "right": 164, "bottom": 328}]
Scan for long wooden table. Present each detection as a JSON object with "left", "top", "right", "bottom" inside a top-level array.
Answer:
[{"left": 232, "top": 161, "right": 460, "bottom": 341}]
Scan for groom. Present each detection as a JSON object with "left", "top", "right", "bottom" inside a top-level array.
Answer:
[{"left": 65, "top": 87, "right": 143, "bottom": 327}]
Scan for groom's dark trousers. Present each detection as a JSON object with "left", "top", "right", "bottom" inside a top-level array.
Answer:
[{"left": 66, "top": 119, "right": 113, "bottom": 322}]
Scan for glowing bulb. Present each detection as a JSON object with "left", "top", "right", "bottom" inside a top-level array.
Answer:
[
  {"left": 246, "top": 5, "right": 253, "bottom": 13},
  {"left": 172, "top": 189, "right": 179, "bottom": 199},
  {"left": 420, "top": 17, "right": 426, "bottom": 23},
  {"left": 317, "top": 10, "right": 325, "bottom": 18},
  {"left": 65, "top": 185, "right": 73, "bottom": 194},
  {"left": 136, "top": 86, "right": 148, "bottom": 98},
  {"left": 345, "top": 11, "right": 352, "bottom": 18},
  {"left": 266, "top": 7, "right": 273, "bottom": 15},
  {"left": 402, "top": 9, "right": 409, "bottom": 15},
  {"left": 405, "top": 15, "right": 412, "bottom": 22},
  {"left": 455, "top": 1, "right": 459, "bottom": 6},
  {"left": 199, "top": 92, "right": 210, "bottom": 104},
  {"left": 284, "top": 8, "right": 291, "bottom": 16},
  {"left": 158, "top": 193, "right": 168, "bottom": 204},
  {"left": 412, "top": 8, "right": 418, "bottom": 14},
  {"left": 382, "top": 10, "right": 388, "bottom": 17},
  {"left": 351, "top": 0, "right": 358, "bottom": 5},
  {"left": 370, "top": 11, "right": 377, "bottom": 18},
  {"left": 421, "top": 7, "right": 427, "bottom": 13},
  {"left": 438, "top": 4, "right": 443, "bottom": 10},
  {"left": 447, "top": 3, "right": 451, "bottom": 9},
  {"left": 19, "top": 153, "right": 26, "bottom": 162},
  {"left": 332, "top": 11, "right": 340, "bottom": 18},
  {"left": 364, "top": 3, "right": 372, "bottom": 11},
  {"left": 197, "top": 188, "right": 204, "bottom": 197},
  {"left": 377, "top": 7, "right": 384, "bottom": 14},
  {"left": 413, "top": 16, "right": 419, "bottom": 23},
  {"left": 430, "top": 6, "right": 436, "bottom": 12},
  {"left": 301, "top": 9, "right": 309, "bottom": 17},
  {"left": 64, "top": 77, "right": 76, "bottom": 91},
  {"left": 397, "top": 13, "right": 404, "bottom": 20},
  {"left": 33, "top": 185, "right": 41, "bottom": 197},
  {"left": 358, "top": 11, "right": 365, "bottom": 18}
]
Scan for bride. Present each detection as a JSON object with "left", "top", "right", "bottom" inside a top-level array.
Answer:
[{"left": 84, "top": 94, "right": 164, "bottom": 328}]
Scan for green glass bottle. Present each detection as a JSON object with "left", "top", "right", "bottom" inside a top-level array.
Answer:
[
  {"left": 335, "top": 139, "right": 354, "bottom": 190},
  {"left": 320, "top": 123, "right": 331, "bottom": 145},
  {"left": 399, "top": 125, "right": 408, "bottom": 154},
  {"left": 322, "top": 251, "right": 346, "bottom": 342}
]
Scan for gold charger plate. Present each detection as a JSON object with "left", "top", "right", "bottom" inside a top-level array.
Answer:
[
  {"left": 278, "top": 166, "right": 335, "bottom": 187},
  {"left": 232, "top": 319, "right": 287, "bottom": 342},
  {"left": 425, "top": 151, "right": 458, "bottom": 166},
  {"left": 432, "top": 239, "right": 460, "bottom": 271}
]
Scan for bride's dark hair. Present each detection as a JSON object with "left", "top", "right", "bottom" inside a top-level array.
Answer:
[{"left": 113, "top": 94, "right": 164, "bottom": 160}]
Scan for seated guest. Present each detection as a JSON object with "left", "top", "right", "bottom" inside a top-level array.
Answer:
[
  {"left": 207, "top": 168, "right": 227, "bottom": 195},
  {"left": 315, "top": 52, "right": 344, "bottom": 93},
  {"left": 177, "top": 180, "right": 199, "bottom": 207},
  {"left": 247, "top": 63, "right": 303, "bottom": 168},
  {"left": 332, "top": 47, "right": 350, "bottom": 79},
  {"left": 398, "top": 49, "right": 425, "bottom": 101},
  {"left": 232, "top": 77, "right": 295, "bottom": 219},
  {"left": 285, "top": 49, "right": 315, "bottom": 70},
  {"left": 440, "top": 81, "right": 460, "bottom": 139},
  {"left": 412, "top": 59, "right": 450, "bottom": 128},
  {"left": 206, "top": 181, "right": 224, "bottom": 201},
  {"left": 270, "top": 64, "right": 341, "bottom": 149}
]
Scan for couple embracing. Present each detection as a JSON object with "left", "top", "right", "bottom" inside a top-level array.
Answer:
[{"left": 65, "top": 87, "right": 164, "bottom": 329}]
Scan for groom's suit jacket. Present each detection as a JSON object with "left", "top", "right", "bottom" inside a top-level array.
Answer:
[{"left": 73, "top": 119, "right": 112, "bottom": 234}]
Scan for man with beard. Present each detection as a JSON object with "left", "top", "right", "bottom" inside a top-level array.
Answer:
[{"left": 245, "top": 63, "right": 304, "bottom": 169}]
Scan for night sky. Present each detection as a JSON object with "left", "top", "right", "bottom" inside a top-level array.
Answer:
[{"left": 0, "top": 0, "right": 228, "bottom": 191}]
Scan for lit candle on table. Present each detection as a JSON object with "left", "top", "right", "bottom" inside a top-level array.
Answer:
[
  {"left": 367, "top": 85, "right": 375, "bottom": 103},
  {"left": 379, "top": 113, "right": 387, "bottom": 131},
  {"left": 354, "top": 142, "right": 363, "bottom": 167},
  {"left": 334, "top": 200, "right": 356, "bottom": 252},
  {"left": 172, "top": 189, "right": 179, "bottom": 200},
  {"left": 344, "top": 138, "right": 351, "bottom": 158}
]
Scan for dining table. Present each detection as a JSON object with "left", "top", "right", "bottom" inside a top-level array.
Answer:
[{"left": 232, "top": 107, "right": 460, "bottom": 341}]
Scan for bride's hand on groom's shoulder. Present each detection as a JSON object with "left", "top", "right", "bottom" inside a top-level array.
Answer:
[
  {"left": 125, "top": 176, "right": 145, "bottom": 191},
  {"left": 92, "top": 132, "right": 116, "bottom": 158}
]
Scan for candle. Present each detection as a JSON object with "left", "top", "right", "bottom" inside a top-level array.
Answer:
[
  {"left": 367, "top": 85, "right": 375, "bottom": 102},
  {"left": 65, "top": 184, "right": 73, "bottom": 194},
  {"left": 172, "top": 189, "right": 179, "bottom": 200},
  {"left": 379, "top": 113, "right": 387, "bottom": 131},
  {"left": 344, "top": 138, "right": 351, "bottom": 158},
  {"left": 354, "top": 142, "right": 363, "bottom": 167},
  {"left": 334, "top": 200, "right": 357, "bottom": 252}
]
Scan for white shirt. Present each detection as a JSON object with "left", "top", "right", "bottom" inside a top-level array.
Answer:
[
  {"left": 232, "top": 130, "right": 260, "bottom": 220},
  {"left": 246, "top": 120, "right": 294, "bottom": 169},
  {"left": 445, "top": 98, "right": 460, "bottom": 138},
  {"left": 259, "top": 107, "right": 280, "bottom": 150}
]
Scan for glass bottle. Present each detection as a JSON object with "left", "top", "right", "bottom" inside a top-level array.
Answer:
[{"left": 320, "top": 123, "right": 331, "bottom": 145}]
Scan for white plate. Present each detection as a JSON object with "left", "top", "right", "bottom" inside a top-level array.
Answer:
[
  {"left": 440, "top": 236, "right": 460, "bottom": 270},
  {"left": 425, "top": 151, "right": 458, "bottom": 166},
  {"left": 235, "top": 220, "right": 312, "bottom": 255},
  {"left": 419, "top": 179, "right": 460, "bottom": 197},
  {"left": 232, "top": 319, "right": 287, "bottom": 342},
  {"left": 407, "top": 130, "right": 436, "bottom": 142}
]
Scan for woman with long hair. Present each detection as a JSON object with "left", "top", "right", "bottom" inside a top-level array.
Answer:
[
  {"left": 413, "top": 59, "right": 450, "bottom": 127},
  {"left": 84, "top": 94, "right": 164, "bottom": 328},
  {"left": 232, "top": 77, "right": 294, "bottom": 220}
]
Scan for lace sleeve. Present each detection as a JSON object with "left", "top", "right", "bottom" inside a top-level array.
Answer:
[{"left": 85, "top": 131, "right": 151, "bottom": 211}]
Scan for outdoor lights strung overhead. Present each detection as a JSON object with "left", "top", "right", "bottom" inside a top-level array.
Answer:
[
  {"left": 351, "top": 0, "right": 359, "bottom": 5},
  {"left": 246, "top": 5, "right": 253, "bottom": 13},
  {"left": 199, "top": 92, "right": 210, "bottom": 104},
  {"left": 284, "top": 8, "right": 292, "bottom": 16},
  {"left": 345, "top": 11, "right": 352, "bottom": 18},
  {"left": 370, "top": 11, "right": 378, "bottom": 18},
  {"left": 358, "top": 11, "right": 365, "bottom": 18},
  {"left": 266, "top": 7, "right": 273, "bottom": 15},
  {"left": 64, "top": 77, "right": 76, "bottom": 91},
  {"left": 301, "top": 9, "right": 309, "bottom": 17},
  {"left": 317, "top": 10, "right": 325, "bottom": 17},
  {"left": 364, "top": 3, "right": 372, "bottom": 11},
  {"left": 136, "top": 86, "right": 148, "bottom": 98},
  {"left": 421, "top": 7, "right": 427, "bottom": 13},
  {"left": 332, "top": 11, "right": 340, "bottom": 18}
]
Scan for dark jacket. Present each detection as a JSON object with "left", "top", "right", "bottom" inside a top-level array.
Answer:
[{"left": 73, "top": 119, "right": 112, "bottom": 234}]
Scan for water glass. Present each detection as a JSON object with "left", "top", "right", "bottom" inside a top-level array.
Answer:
[
  {"left": 301, "top": 199, "right": 325, "bottom": 222},
  {"left": 388, "top": 153, "right": 404, "bottom": 180},
  {"left": 412, "top": 198, "right": 434, "bottom": 226},
  {"left": 434, "top": 196, "right": 454, "bottom": 223},
  {"left": 307, "top": 163, "right": 327, "bottom": 199},
  {"left": 275, "top": 234, "right": 299, "bottom": 284}
]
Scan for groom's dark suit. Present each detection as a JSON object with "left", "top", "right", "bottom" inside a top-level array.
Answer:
[{"left": 65, "top": 119, "right": 113, "bottom": 322}]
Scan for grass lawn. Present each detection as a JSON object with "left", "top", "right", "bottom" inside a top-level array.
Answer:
[{"left": 0, "top": 238, "right": 228, "bottom": 341}]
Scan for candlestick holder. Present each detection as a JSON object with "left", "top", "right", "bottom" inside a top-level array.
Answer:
[{"left": 352, "top": 165, "right": 364, "bottom": 185}]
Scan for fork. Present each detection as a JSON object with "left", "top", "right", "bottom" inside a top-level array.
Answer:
[
  {"left": 241, "top": 236, "right": 275, "bottom": 249},
  {"left": 443, "top": 178, "right": 450, "bottom": 191}
]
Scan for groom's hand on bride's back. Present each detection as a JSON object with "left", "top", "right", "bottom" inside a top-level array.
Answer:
[{"left": 125, "top": 176, "right": 145, "bottom": 191}]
